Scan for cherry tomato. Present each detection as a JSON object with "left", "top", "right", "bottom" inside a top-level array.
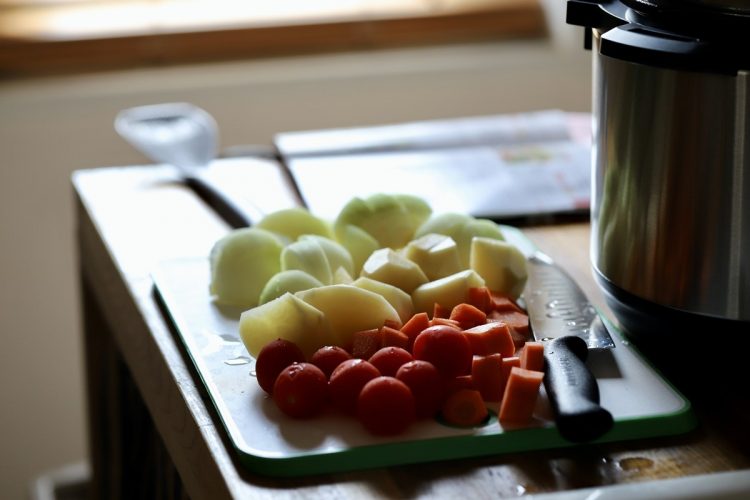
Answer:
[
  {"left": 255, "top": 338, "right": 306, "bottom": 394},
  {"left": 272, "top": 362, "right": 327, "bottom": 418},
  {"left": 368, "top": 346, "right": 413, "bottom": 377},
  {"left": 310, "top": 345, "right": 352, "bottom": 379},
  {"left": 357, "top": 376, "right": 416, "bottom": 436},
  {"left": 396, "top": 360, "right": 444, "bottom": 419},
  {"left": 412, "top": 325, "right": 473, "bottom": 378},
  {"left": 329, "top": 359, "right": 381, "bottom": 414}
]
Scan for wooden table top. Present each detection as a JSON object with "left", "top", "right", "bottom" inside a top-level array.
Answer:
[{"left": 73, "top": 159, "right": 750, "bottom": 499}]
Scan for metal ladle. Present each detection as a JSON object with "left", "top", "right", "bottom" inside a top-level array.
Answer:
[{"left": 115, "top": 102, "right": 253, "bottom": 228}]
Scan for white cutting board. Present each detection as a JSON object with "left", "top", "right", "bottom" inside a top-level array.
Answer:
[{"left": 151, "top": 226, "right": 695, "bottom": 477}]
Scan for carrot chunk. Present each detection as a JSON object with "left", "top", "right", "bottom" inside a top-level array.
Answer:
[
  {"left": 498, "top": 367, "right": 544, "bottom": 424},
  {"left": 401, "top": 312, "right": 430, "bottom": 350},
  {"left": 490, "top": 292, "right": 524, "bottom": 313},
  {"left": 488, "top": 311, "right": 530, "bottom": 349},
  {"left": 429, "top": 317, "right": 462, "bottom": 329},
  {"left": 383, "top": 318, "right": 403, "bottom": 330},
  {"left": 520, "top": 341, "right": 545, "bottom": 372},
  {"left": 444, "top": 374, "right": 475, "bottom": 395},
  {"left": 500, "top": 356, "right": 521, "bottom": 399},
  {"left": 449, "top": 303, "right": 487, "bottom": 329},
  {"left": 441, "top": 389, "right": 488, "bottom": 427},
  {"left": 468, "top": 286, "right": 493, "bottom": 313},
  {"left": 433, "top": 303, "right": 450, "bottom": 319},
  {"left": 462, "top": 322, "right": 515, "bottom": 357},
  {"left": 380, "top": 325, "right": 410, "bottom": 350},
  {"left": 351, "top": 328, "right": 382, "bottom": 359},
  {"left": 471, "top": 354, "right": 504, "bottom": 402}
]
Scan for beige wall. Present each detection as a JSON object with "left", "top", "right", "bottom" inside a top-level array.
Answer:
[{"left": 0, "top": 18, "right": 591, "bottom": 499}]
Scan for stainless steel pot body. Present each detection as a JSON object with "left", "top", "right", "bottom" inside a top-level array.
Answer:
[{"left": 590, "top": 28, "right": 750, "bottom": 322}]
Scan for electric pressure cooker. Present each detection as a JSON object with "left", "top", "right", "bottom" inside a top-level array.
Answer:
[{"left": 566, "top": 0, "right": 750, "bottom": 341}]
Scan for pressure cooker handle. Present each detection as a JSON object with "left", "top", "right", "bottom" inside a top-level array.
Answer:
[{"left": 600, "top": 23, "right": 733, "bottom": 74}]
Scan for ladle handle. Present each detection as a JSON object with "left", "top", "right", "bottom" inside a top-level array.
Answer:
[{"left": 184, "top": 174, "right": 253, "bottom": 228}]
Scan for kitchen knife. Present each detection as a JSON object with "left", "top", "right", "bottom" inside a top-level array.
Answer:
[{"left": 524, "top": 250, "right": 615, "bottom": 443}]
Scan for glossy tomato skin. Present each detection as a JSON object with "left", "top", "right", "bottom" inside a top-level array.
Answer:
[
  {"left": 368, "top": 346, "right": 414, "bottom": 377},
  {"left": 396, "top": 360, "right": 445, "bottom": 418},
  {"left": 310, "top": 345, "right": 352, "bottom": 379},
  {"left": 272, "top": 362, "right": 328, "bottom": 418},
  {"left": 255, "top": 338, "right": 306, "bottom": 394},
  {"left": 412, "top": 325, "right": 473, "bottom": 378},
  {"left": 357, "top": 376, "right": 416, "bottom": 436},
  {"left": 329, "top": 359, "right": 381, "bottom": 414}
]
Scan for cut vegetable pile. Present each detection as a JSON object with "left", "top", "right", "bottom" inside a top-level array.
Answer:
[{"left": 208, "top": 193, "right": 545, "bottom": 436}]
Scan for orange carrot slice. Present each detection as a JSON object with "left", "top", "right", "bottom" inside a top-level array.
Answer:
[
  {"left": 383, "top": 318, "right": 403, "bottom": 330},
  {"left": 498, "top": 367, "right": 544, "bottom": 424},
  {"left": 449, "top": 303, "right": 487, "bottom": 329},
  {"left": 441, "top": 388, "right": 488, "bottom": 427},
  {"left": 500, "top": 356, "right": 521, "bottom": 399},
  {"left": 401, "top": 312, "right": 430, "bottom": 347},
  {"left": 380, "top": 325, "right": 410, "bottom": 350},
  {"left": 520, "top": 341, "right": 545, "bottom": 372},
  {"left": 433, "top": 303, "right": 450, "bottom": 319},
  {"left": 351, "top": 328, "right": 382, "bottom": 359},
  {"left": 468, "top": 287, "right": 493, "bottom": 313},
  {"left": 444, "top": 374, "right": 475, "bottom": 395},
  {"left": 462, "top": 322, "right": 515, "bottom": 357},
  {"left": 471, "top": 354, "right": 504, "bottom": 402},
  {"left": 490, "top": 292, "right": 524, "bottom": 313},
  {"left": 430, "top": 317, "right": 462, "bottom": 329},
  {"left": 488, "top": 311, "right": 530, "bottom": 349}
]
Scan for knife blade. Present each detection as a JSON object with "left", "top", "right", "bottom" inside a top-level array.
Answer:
[{"left": 524, "top": 250, "right": 615, "bottom": 442}]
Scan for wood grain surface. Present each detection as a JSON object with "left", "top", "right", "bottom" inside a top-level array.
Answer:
[{"left": 74, "top": 162, "right": 750, "bottom": 499}]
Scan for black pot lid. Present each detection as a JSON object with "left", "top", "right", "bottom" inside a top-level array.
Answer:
[{"left": 567, "top": 0, "right": 750, "bottom": 73}]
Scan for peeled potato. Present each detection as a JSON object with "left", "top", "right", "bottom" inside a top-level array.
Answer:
[
  {"left": 470, "top": 237, "right": 528, "bottom": 299},
  {"left": 239, "top": 293, "right": 330, "bottom": 358},
  {"left": 209, "top": 228, "right": 283, "bottom": 309},
  {"left": 353, "top": 277, "right": 414, "bottom": 324},
  {"left": 411, "top": 269, "right": 486, "bottom": 314},
  {"left": 333, "top": 223, "right": 380, "bottom": 275},
  {"left": 281, "top": 238, "right": 332, "bottom": 285},
  {"left": 299, "top": 234, "right": 354, "bottom": 277},
  {"left": 256, "top": 207, "right": 333, "bottom": 243},
  {"left": 402, "top": 233, "right": 462, "bottom": 280},
  {"left": 296, "top": 285, "right": 400, "bottom": 348},
  {"left": 360, "top": 248, "right": 428, "bottom": 294},
  {"left": 415, "top": 213, "right": 504, "bottom": 267},
  {"left": 334, "top": 193, "right": 432, "bottom": 250},
  {"left": 258, "top": 270, "right": 323, "bottom": 305}
]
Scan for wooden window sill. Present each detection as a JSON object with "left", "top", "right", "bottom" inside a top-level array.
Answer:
[{"left": 0, "top": 0, "right": 546, "bottom": 77}]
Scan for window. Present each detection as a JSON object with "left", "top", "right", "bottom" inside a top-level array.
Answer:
[{"left": 0, "top": 0, "right": 545, "bottom": 75}]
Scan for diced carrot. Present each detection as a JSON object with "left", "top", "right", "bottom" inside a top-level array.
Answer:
[
  {"left": 383, "top": 318, "right": 403, "bottom": 330},
  {"left": 351, "top": 328, "right": 382, "bottom": 359},
  {"left": 449, "top": 303, "right": 487, "bottom": 329},
  {"left": 462, "top": 322, "right": 515, "bottom": 357},
  {"left": 441, "top": 389, "right": 489, "bottom": 427},
  {"left": 401, "top": 312, "right": 430, "bottom": 351},
  {"left": 430, "top": 317, "right": 462, "bottom": 329},
  {"left": 467, "top": 287, "right": 493, "bottom": 313},
  {"left": 444, "top": 375, "right": 475, "bottom": 395},
  {"left": 490, "top": 292, "right": 524, "bottom": 313},
  {"left": 488, "top": 311, "right": 530, "bottom": 349},
  {"left": 471, "top": 354, "right": 504, "bottom": 402},
  {"left": 500, "top": 356, "right": 521, "bottom": 399},
  {"left": 380, "top": 325, "right": 410, "bottom": 350},
  {"left": 433, "top": 303, "right": 450, "bottom": 319},
  {"left": 520, "top": 341, "right": 545, "bottom": 372},
  {"left": 498, "top": 367, "right": 544, "bottom": 424}
]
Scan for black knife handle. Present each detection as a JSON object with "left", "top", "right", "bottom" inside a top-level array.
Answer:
[{"left": 543, "top": 336, "right": 613, "bottom": 442}]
